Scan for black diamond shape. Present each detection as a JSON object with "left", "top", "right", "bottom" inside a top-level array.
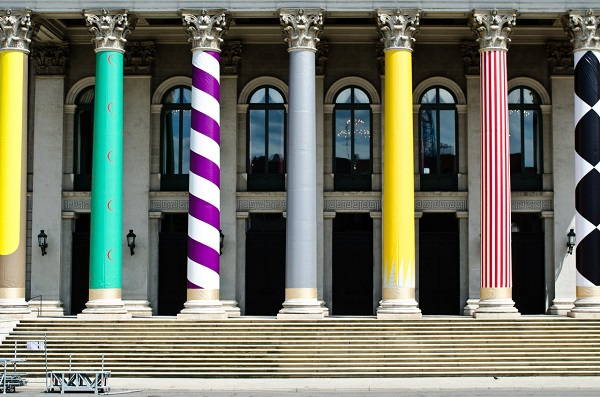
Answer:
[
  {"left": 575, "top": 51, "right": 600, "bottom": 106},
  {"left": 575, "top": 110, "right": 600, "bottom": 166},
  {"left": 576, "top": 229, "right": 600, "bottom": 286},
  {"left": 576, "top": 169, "right": 600, "bottom": 226}
]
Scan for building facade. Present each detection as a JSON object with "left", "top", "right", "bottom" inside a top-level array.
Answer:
[{"left": 0, "top": 1, "right": 599, "bottom": 319}]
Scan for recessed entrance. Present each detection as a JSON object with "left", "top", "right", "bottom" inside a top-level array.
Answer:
[
  {"left": 245, "top": 213, "right": 285, "bottom": 316},
  {"left": 71, "top": 214, "right": 90, "bottom": 315},
  {"left": 512, "top": 213, "right": 545, "bottom": 314},
  {"left": 158, "top": 213, "right": 188, "bottom": 315},
  {"left": 418, "top": 213, "right": 460, "bottom": 315},
  {"left": 332, "top": 213, "right": 373, "bottom": 315}
]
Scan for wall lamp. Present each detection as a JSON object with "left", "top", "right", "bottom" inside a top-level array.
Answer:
[
  {"left": 37, "top": 230, "right": 48, "bottom": 256},
  {"left": 567, "top": 229, "right": 576, "bottom": 255},
  {"left": 219, "top": 229, "right": 224, "bottom": 256},
  {"left": 127, "top": 229, "right": 136, "bottom": 256}
]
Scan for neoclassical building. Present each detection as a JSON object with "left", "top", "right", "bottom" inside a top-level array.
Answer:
[{"left": 0, "top": 1, "right": 599, "bottom": 319}]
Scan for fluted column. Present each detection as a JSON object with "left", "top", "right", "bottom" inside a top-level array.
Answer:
[
  {"left": 376, "top": 9, "right": 421, "bottom": 319},
  {"left": 564, "top": 10, "right": 600, "bottom": 318},
  {"left": 277, "top": 9, "right": 326, "bottom": 319},
  {"left": 178, "top": 10, "right": 229, "bottom": 320},
  {"left": 80, "top": 9, "right": 135, "bottom": 318},
  {"left": 0, "top": 9, "right": 33, "bottom": 317},
  {"left": 471, "top": 10, "right": 519, "bottom": 318}
]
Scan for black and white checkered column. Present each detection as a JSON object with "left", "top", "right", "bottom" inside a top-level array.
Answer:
[{"left": 565, "top": 10, "right": 600, "bottom": 317}]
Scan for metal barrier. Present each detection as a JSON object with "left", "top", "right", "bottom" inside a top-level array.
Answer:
[
  {"left": 0, "top": 359, "right": 26, "bottom": 393},
  {"left": 46, "top": 370, "right": 110, "bottom": 394}
]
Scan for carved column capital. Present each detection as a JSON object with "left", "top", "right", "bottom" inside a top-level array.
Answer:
[
  {"left": 124, "top": 40, "right": 155, "bottom": 75},
  {"left": 32, "top": 44, "right": 69, "bottom": 75},
  {"left": 562, "top": 10, "right": 600, "bottom": 52},
  {"left": 181, "top": 9, "right": 229, "bottom": 53},
  {"left": 83, "top": 9, "right": 135, "bottom": 53},
  {"left": 221, "top": 40, "right": 242, "bottom": 75},
  {"left": 471, "top": 9, "right": 516, "bottom": 51},
  {"left": 376, "top": 9, "right": 420, "bottom": 51},
  {"left": 279, "top": 8, "right": 323, "bottom": 52},
  {"left": 0, "top": 9, "right": 33, "bottom": 53}
]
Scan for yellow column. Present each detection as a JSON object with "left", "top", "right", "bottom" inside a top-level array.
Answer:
[
  {"left": 376, "top": 9, "right": 421, "bottom": 319},
  {"left": 0, "top": 9, "right": 33, "bottom": 316}
]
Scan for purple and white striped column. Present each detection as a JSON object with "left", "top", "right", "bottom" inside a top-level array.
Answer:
[{"left": 179, "top": 10, "right": 229, "bottom": 319}]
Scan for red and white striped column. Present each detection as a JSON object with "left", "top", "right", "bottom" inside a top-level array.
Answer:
[{"left": 471, "top": 10, "right": 520, "bottom": 318}]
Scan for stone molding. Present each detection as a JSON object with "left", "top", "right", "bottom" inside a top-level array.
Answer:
[
  {"left": 279, "top": 8, "right": 323, "bottom": 52},
  {"left": 31, "top": 44, "right": 68, "bottom": 75},
  {"left": 238, "top": 76, "right": 288, "bottom": 104},
  {"left": 221, "top": 40, "right": 241, "bottom": 75},
  {"left": 181, "top": 9, "right": 229, "bottom": 52},
  {"left": 0, "top": 9, "right": 32, "bottom": 53},
  {"left": 546, "top": 40, "right": 574, "bottom": 75},
  {"left": 507, "top": 77, "right": 551, "bottom": 105},
  {"left": 563, "top": 10, "right": 600, "bottom": 52},
  {"left": 376, "top": 9, "right": 420, "bottom": 51},
  {"left": 152, "top": 76, "right": 191, "bottom": 104},
  {"left": 461, "top": 41, "right": 480, "bottom": 75},
  {"left": 413, "top": 76, "right": 466, "bottom": 104},
  {"left": 83, "top": 9, "right": 135, "bottom": 53},
  {"left": 471, "top": 9, "right": 517, "bottom": 51},
  {"left": 124, "top": 40, "right": 155, "bottom": 75},
  {"left": 325, "top": 76, "right": 381, "bottom": 104}
]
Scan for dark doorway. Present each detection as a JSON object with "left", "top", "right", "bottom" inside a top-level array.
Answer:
[
  {"left": 332, "top": 213, "right": 373, "bottom": 315},
  {"left": 512, "top": 213, "right": 545, "bottom": 314},
  {"left": 419, "top": 213, "right": 460, "bottom": 315},
  {"left": 245, "top": 214, "right": 286, "bottom": 315},
  {"left": 71, "top": 214, "right": 90, "bottom": 315},
  {"left": 158, "top": 214, "right": 188, "bottom": 315}
]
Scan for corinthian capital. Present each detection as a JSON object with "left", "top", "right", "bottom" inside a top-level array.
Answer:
[
  {"left": 279, "top": 9, "right": 323, "bottom": 52},
  {"left": 83, "top": 9, "right": 135, "bottom": 53},
  {"left": 181, "top": 9, "right": 229, "bottom": 52},
  {"left": 471, "top": 9, "right": 516, "bottom": 51},
  {"left": 563, "top": 10, "right": 600, "bottom": 52},
  {"left": 376, "top": 9, "right": 420, "bottom": 51},
  {"left": 0, "top": 9, "right": 33, "bottom": 53}
]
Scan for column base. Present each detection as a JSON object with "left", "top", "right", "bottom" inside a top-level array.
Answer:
[
  {"left": 277, "top": 298, "right": 326, "bottom": 320},
  {"left": 28, "top": 300, "right": 64, "bottom": 317},
  {"left": 463, "top": 299, "right": 480, "bottom": 316},
  {"left": 473, "top": 298, "right": 520, "bottom": 319},
  {"left": 177, "top": 300, "right": 228, "bottom": 320},
  {"left": 123, "top": 300, "right": 152, "bottom": 317},
  {"left": 0, "top": 298, "right": 35, "bottom": 319},
  {"left": 568, "top": 297, "right": 600, "bottom": 318},
  {"left": 377, "top": 299, "right": 422, "bottom": 320},
  {"left": 78, "top": 299, "right": 131, "bottom": 319},
  {"left": 220, "top": 300, "right": 241, "bottom": 317},
  {"left": 549, "top": 298, "right": 575, "bottom": 316}
]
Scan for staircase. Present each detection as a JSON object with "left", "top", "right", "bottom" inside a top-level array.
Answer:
[{"left": 1, "top": 317, "right": 600, "bottom": 377}]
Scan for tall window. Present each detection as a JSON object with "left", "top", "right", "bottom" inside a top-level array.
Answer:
[
  {"left": 161, "top": 86, "right": 191, "bottom": 191},
  {"left": 508, "top": 87, "right": 543, "bottom": 191},
  {"left": 74, "top": 86, "right": 95, "bottom": 191},
  {"left": 247, "top": 85, "right": 286, "bottom": 191},
  {"left": 333, "top": 86, "right": 372, "bottom": 191},
  {"left": 419, "top": 86, "right": 458, "bottom": 191}
]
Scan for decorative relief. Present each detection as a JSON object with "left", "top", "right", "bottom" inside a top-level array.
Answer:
[
  {"left": 470, "top": 9, "right": 516, "bottom": 51},
  {"left": 511, "top": 199, "right": 553, "bottom": 211},
  {"left": 546, "top": 40, "right": 574, "bottom": 75},
  {"left": 0, "top": 9, "right": 32, "bottom": 52},
  {"left": 83, "top": 9, "right": 135, "bottom": 53},
  {"left": 562, "top": 10, "right": 600, "bottom": 52},
  {"left": 150, "top": 199, "right": 188, "bottom": 211},
  {"left": 376, "top": 41, "right": 385, "bottom": 75},
  {"left": 62, "top": 198, "right": 90, "bottom": 211},
  {"left": 32, "top": 44, "right": 68, "bottom": 75},
  {"left": 316, "top": 39, "right": 328, "bottom": 75},
  {"left": 237, "top": 199, "right": 286, "bottom": 212},
  {"left": 124, "top": 40, "right": 155, "bottom": 74},
  {"left": 376, "top": 9, "right": 420, "bottom": 51},
  {"left": 221, "top": 40, "right": 242, "bottom": 75},
  {"left": 415, "top": 199, "right": 467, "bottom": 211},
  {"left": 181, "top": 9, "right": 229, "bottom": 52},
  {"left": 279, "top": 8, "right": 323, "bottom": 52},
  {"left": 461, "top": 41, "right": 480, "bottom": 74},
  {"left": 325, "top": 200, "right": 380, "bottom": 212}
]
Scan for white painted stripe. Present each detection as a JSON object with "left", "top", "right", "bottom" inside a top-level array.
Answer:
[
  {"left": 189, "top": 171, "right": 220, "bottom": 210},
  {"left": 192, "top": 86, "right": 220, "bottom": 124},
  {"left": 577, "top": 270, "right": 596, "bottom": 287},
  {"left": 575, "top": 152, "right": 594, "bottom": 184},
  {"left": 191, "top": 128, "right": 221, "bottom": 166},
  {"left": 574, "top": 95, "right": 592, "bottom": 125},
  {"left": 193, "top": 51, "right": 220, "bottom": 82},
  {"left": 188, "top": 216, "right": 221, "bottom": 253},
  {"left": 187, "top": 258, "right": 220, "bottom": 290}
]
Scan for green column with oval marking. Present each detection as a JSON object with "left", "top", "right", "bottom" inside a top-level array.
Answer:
[{"left": 88, "top": 50, "right": 124, "bottom": 298}]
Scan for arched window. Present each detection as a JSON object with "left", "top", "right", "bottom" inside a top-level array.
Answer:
[
  {"left": 73, "top": 86, "right": 95, "bottom": 191},
  {"left": 161, "top": 85, "right": 192, "bottom": 191},
  {"left": 508, "top": 87, "right": 543, "bottom": 191},
  {"left": 333, "top": 86, "right": 372, "bottom": 191},
  {"left": 247, "top": 85, "right": 286, "bottom": 191},
  {"left": 419, "top": 86, "right": 458, "bottom": 191}
]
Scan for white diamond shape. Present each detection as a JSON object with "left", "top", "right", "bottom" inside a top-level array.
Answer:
[
  {"left": 593, "top": 50, "right": 600, "bottom": 65},
  {"left": 592, "top": 100, "right": 600, "bottom": 117},
  {"left": 575, "top": 94, "right": 592, "bottom": 125},
  {"left": 575, "top": 151, "right": 595, "bottom": 183},
  {"left": 576, "top": 212, "right": 598, "bottom": 241}
]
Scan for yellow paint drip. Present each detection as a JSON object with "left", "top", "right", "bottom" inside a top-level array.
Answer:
[
  {"left": 382, "top": 49, "right": 415, "bottom": 289},
  {"left": 0, "top": 51, "right": 25, "bottom": 255}
]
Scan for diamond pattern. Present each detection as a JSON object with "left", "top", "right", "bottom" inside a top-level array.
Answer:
[
  {"left": 576, "top": 229, "right": 600, "bottom": 285},
  {"left": 575, "top": 110, "right": 600, "bottom": 166},
  {"left": 575, "top": 51, "right": 600, "bottom": 106}
]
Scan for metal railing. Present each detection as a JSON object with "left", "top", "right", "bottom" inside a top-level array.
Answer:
[{"left": 28, "top": 296, "right": 43, "bottom": 317}]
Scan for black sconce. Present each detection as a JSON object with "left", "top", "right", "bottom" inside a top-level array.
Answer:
[
  {"left": 126, "top": 229, "right": 136, "bottom": 256},
  {"left": 37, "top": 230, "right": 48, "bottom": 256},
  {"left": 567, "top": 229, "right": 576, "bottom": 255},
  {"left": 219, "top": 229, "right": 224, "bottom": 256}
]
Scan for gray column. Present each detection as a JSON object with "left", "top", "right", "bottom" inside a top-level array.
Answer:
[
  {"left": 60, "top": 212, "right": 75, "bottom": 315},
  {"left": 316, "top": 75, "right": 325, "bottom": 307},
  {"left": 278, "top": 9, "right": 325, "bottom": 318},
  {"left": 122, "top": 75, "right": 152, "bottom": 317},
  {"left": 235, "top": 212, "right": 248, "bottom": 314},
  {"left": 31, "top": 67, "right": 67, "bottom": 316},
  {"left": 322, "top": 212, "right": 335, "bottom": 313},
  {"left": 371, "top": 212, "right": 382, "bottom": 314},
  {"left": 457, "top": 211, "right": 469, "bottom": 314},
  {"left": 147, "top": 212, "right": 161, "bottom": 315},
  {"left": 414, "top": 212, "right": 422, "bottom": 303},
  {"left": 542, "top": 211, "right": 555, "bottom": 313}
]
